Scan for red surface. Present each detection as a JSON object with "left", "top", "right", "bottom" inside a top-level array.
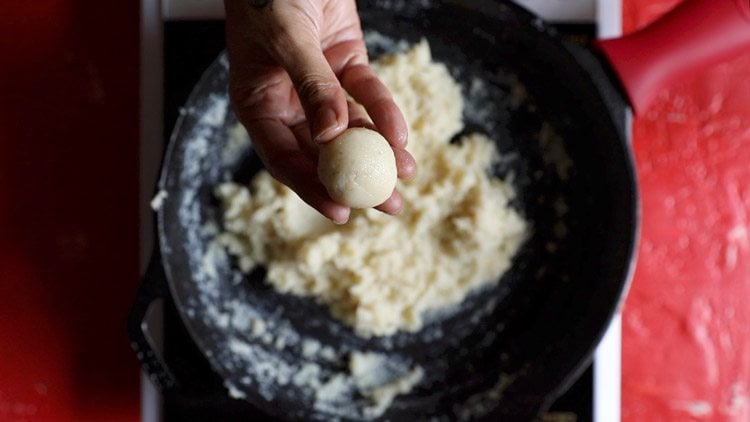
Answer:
[
  {"left": 0, "top": 1, "right": 141, "bottom": 422},
  {"left": 1, "top": 1, "right": 749, "bottom": 422},
  {"left": 598, "top": 0, "right": 750, "bottom": 115},
  {"left": 623, "top": 0, "right": 750, "bottom": 420}
]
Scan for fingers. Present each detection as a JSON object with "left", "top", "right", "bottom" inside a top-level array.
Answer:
[
  {"left": 340, "top": 63, "right": 409, "bottom": 149},
  {"left": 344, "top": 102, "right": 404, "bottom": 215},
  {"left": 345, "top": 103, "right": 417, "bottom": 181},
  {"left": 245, "top": 116, "right": 410, "bottom": 222},
  {"left": 245, "top": 118, "right": 351, "bottom": 224},
  {"left": 336, "top": 56, "right": 415, "bottom": 184},
  {"left": 394, "top": 148, "right": 417, "bottom": 180},
  {"left": 375, "top": 190, "right": 403, "bottom": 215},
  {"left": 346, "top": 100, "right": 376, "bottom": 130},
  {"left": 287, "top": 100, "right": 375, "bottom": 162},
  {"left": 273, "top": 39, "right": 349, "bottom": 144}
]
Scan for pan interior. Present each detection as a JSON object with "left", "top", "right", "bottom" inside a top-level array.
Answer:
[{"left": 157, "top": 1, "right": 637, "bottom": 419}]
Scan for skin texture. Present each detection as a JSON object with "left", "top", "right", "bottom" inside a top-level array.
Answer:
[{"left": 224, "top": 0, "right": 416, "bottom": 224}]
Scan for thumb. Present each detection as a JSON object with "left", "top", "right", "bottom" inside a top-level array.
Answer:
[{"left": 278, "top": 40, "right": 349, "bottom": 143}]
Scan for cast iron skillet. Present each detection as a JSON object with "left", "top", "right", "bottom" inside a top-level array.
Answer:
[{"left": 129, "top": 0, "right": 750, "bottom": 420}]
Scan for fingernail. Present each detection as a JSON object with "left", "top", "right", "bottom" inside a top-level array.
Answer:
[
  {"left": 332, "top": 213, "right": 349, "bottom": 225},
  {"left": 314, "top": 108, "right": 342, "bottom": 143},
  {"left": 330, "top": 207, "right": 350, "bottom": 225}
]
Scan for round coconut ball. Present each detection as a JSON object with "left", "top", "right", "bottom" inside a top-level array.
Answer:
[{"left": 318, "top": 127, "right": 398, "bottom": 208}]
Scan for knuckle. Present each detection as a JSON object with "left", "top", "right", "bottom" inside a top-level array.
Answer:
[
  {"left": 341, "top": 47, "right": 369, "bottom": 70},
  {"left": 296, "top": 75, "right": 338, "bottom": 105}
]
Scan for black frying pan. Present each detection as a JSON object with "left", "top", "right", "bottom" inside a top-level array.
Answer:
[{"left": 128, "top": 0, "right": 749, "bottom": 419}]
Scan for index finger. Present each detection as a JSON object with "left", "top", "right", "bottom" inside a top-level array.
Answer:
[{"left": 340, "top": 63, "right": 408, "bottom": 149}]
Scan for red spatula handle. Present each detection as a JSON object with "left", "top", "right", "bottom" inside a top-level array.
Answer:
[{"left": 597, "top": 0, "right": 750, "bottom": 115}]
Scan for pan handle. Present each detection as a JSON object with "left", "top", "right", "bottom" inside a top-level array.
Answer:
[
  {"left": 597, "top": 0, "right": 750, "bottom": 115},
  {"left": 127, "top": 252, "right": 177, "bottom": 390}
]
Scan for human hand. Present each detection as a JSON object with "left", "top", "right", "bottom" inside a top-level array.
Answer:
[{"left": 224, "top": 0, "right": 416, "bottom": 224}]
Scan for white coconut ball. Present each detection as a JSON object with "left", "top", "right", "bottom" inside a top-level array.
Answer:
[{"left": 318, "top": 127, "right": 398, "bottom": 208}]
